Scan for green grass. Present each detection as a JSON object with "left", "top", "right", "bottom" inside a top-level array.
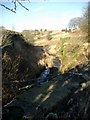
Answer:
[
  {"left": 59, "top": 37, "right": 70, "bottom": 56},
  {"left": 58, "top": 35, "right": 88, "bottom": 73}
]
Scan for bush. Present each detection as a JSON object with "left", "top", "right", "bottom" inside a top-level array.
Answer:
[
  {"left": 47, "top": 32, "right": 52, "bottom": 40},
  {"left": 22, "top": 30, "right": 35, "bottom": 45},
  {"left": 80, "top": 3, "right": 89, "bottom": 33}
]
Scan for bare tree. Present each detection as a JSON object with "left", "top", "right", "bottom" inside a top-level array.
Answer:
[
  {"left": 68, "top": 17, "right": 82, "bottom": 29},
  {"left": 0, "top": 0, "right": 30, "bottom": 13},
  {"left": 80, "top": 2, "right": 89, "bottom": 33},
  {"left": 68, "top": 2, "right": 90, "bottom": 33}
]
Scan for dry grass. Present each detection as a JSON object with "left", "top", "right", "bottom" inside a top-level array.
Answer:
[{"left": 29, "top": 29, "right": 88, "bottom": 73}]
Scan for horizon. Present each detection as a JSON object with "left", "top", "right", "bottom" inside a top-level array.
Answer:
[{"left": 0, "top": 1, "right": 88, "bottom": 32}]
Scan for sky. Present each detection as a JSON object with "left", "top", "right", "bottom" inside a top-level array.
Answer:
[{"left": 0, "top": 0, "right": 88, "bottom": 32}]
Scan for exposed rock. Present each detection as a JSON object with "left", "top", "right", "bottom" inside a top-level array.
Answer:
[{"left": 45, "top": 112, "right": 58, "bottom": 120}]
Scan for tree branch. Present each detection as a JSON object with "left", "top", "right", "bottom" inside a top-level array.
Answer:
[
  {"left": 14, "top": 0, "right": 17, "bottom": 10},
  {"left": 0, "top": 0, "right": 30, "bottom": 13},
  {"left": 0, "top": 3, "right": 16, "bottom": 13},
  {"left": 17, "top": 0, "right": 29, "bottom": 11}
]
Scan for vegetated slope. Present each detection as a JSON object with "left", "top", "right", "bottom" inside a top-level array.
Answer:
[
  {"left": 27, "top": 29, "right": 88, "bottom": 73},
  {"left": 1, "top": 29, "right": 45, "bottom": 105}
]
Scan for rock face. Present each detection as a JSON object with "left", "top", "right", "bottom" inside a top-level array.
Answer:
[{"left": 1, "top": 30, "right": 45, "bottom": 105}]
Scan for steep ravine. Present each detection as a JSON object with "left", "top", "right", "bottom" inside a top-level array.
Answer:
[
  {"left": 2, "top": 29, "right": 61, "bottom": 106},
  {"left": 1, "top": 29, "right": 89, "bottom": 120}
]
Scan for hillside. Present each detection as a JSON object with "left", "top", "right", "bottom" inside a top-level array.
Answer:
[
  {"left": 1, "top": 29, "right": 46, "bottom": 105},
  {"left": 22, "top": 29, "right": 88, "bottom": 72},
  {"left": 1, "top": 28, "right": 90, "bottom": 120}
]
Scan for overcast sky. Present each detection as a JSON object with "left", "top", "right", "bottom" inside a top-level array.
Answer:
[{"left": 0, "top": 1, "right": 88, "bottom": 32}]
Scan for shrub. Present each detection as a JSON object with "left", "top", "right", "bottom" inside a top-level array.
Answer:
[{"left": 47, "top": 33, "right": 52, "bottom": 40}]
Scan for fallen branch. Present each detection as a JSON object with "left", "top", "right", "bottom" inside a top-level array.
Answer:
[{"left": 2, "top": 79, "right": 35, "bottom": 85}]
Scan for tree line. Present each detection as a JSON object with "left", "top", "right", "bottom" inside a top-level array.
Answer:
[{"left": 68, "top": 2, "right": 90, "bottom": 33}]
